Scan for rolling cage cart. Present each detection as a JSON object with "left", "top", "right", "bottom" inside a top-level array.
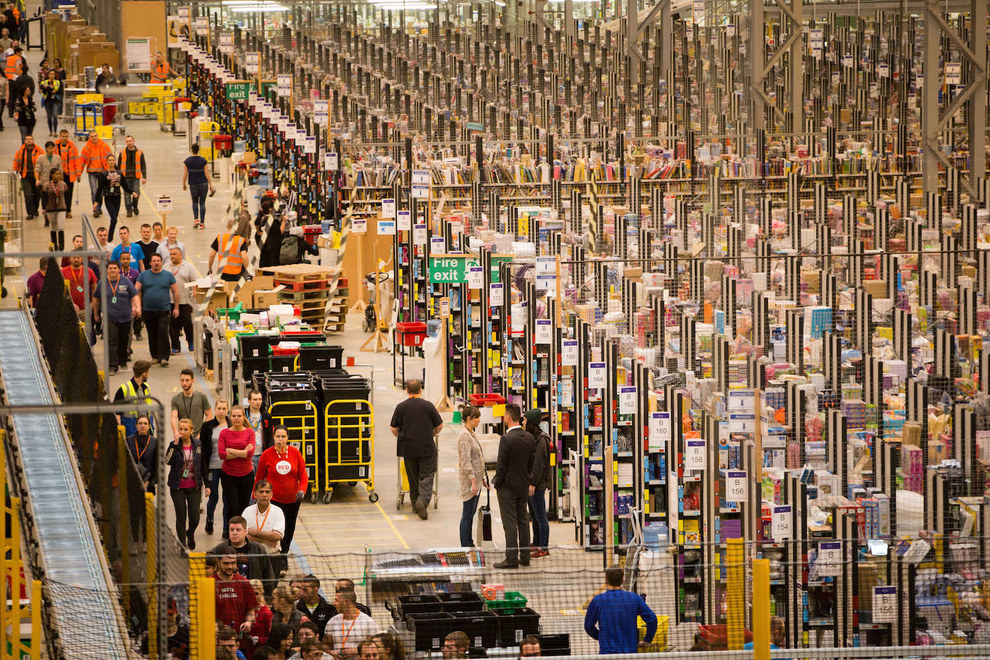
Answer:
[
  {"left": 263, "top": 373, "right": 321, "bottom": 501},
  {"left": 313, "top": 369, "right": 374, "bottom": 503}
]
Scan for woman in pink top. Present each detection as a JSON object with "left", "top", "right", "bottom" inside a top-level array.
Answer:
[{"left": 218, "top": 405, "right": 256, "bottom": 535}]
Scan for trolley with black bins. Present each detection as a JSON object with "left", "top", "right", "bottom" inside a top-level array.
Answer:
[
  {"left": 323, "top": 399, "right": 377, "bottom": 503},
  {"left": 264, "top": 374, "right": 321, "bottom": 503},
  {"left": 314, "top": 370, "right": 375, "bottom": 502}
]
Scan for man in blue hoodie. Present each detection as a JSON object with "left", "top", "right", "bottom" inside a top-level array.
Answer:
[{"left": 584, "top": 567, "right": 657, "bottom": 653}]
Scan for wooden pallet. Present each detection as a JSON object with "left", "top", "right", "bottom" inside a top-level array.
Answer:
[{"left": 275, "top": 278, "right": 331, "bottom": 292}]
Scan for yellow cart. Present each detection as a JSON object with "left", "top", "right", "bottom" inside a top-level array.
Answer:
[{"left": 323, "top": 399, "right": 377, "bottom": 503}]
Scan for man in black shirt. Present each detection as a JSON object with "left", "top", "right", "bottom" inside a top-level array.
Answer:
[
  {"left": 135, "top": 223, "right": 159, "bottom": 270},
  {"left": 389, "top": 379, "right": 443, "bottom": 520},
  {"left": 493, "top": 403, "right": 536, "bottom": 569}
]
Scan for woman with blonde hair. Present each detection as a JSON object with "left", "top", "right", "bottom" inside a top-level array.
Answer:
[{"left": 197, "top": 397, "right": 229, "bottom": 535}]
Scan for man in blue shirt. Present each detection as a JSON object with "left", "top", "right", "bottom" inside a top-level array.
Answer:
[
  {"left": 135, "top": 253, "right": 178, "bottom": 367},
  {"left": 110, "top": 226, "right": 145, "bottom": 270},
  {"left": 92, "top": 261, "right": 140, "bottom": 374},
  {"left": 584, "top": 567, "right": 657, "bottom": 654}
]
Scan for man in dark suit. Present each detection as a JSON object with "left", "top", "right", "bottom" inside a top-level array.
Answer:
[{"left": 492, "top": 403, "right": 536, "bottom": 569}]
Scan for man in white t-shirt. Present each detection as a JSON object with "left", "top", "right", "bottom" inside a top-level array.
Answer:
[
  {"left": 324, "top": 589, "right": 378, "bottom": 658},
  {"left": 242, "top": 480, "right": 285, "bottom": 553}
]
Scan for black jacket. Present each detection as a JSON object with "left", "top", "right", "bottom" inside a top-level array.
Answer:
[
  {"left": 296, "top": 596, "right": 336, "bottom": 639},
  {"left": 165, "top": 438, "right": 204, "bottom": 489},
  {"left": 197, "top": 416, "right": 224, "bottom": 475},
  {"left": 246, "top": 408, "right": 275, "bottom": 452},
  {"left": 493, "top": 426, "right": 536, "bottom": 494},
  {"left": 530, "top": 431, "right": 553, "bottom": 491}
]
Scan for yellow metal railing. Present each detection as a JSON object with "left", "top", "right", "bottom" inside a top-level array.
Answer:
[{"left": 0, "top": 430, "right": 43, "bottom": 660}]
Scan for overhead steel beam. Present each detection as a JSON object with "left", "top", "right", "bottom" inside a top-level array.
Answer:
[{"left": 751, "top": 0, "right": 803, "bottom": 131}]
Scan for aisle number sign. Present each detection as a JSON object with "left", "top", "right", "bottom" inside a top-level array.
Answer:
[
  {"left": 245, "top": 52, "right": 260, "bottom": 74},
  {"left": 314, "top": 100, "right": 329, "bottom": 126},
  {"left": 873, "top": 586, "right": 897, "bottom": 623},
  {"left": 195, "top": 16, "right": 208, "bottom": 36},
  {"left": 648, "top": 412, "right": 671, "bottom": 451},
  {"left": 618, "top": 386, "right": 637, "bottom": 414},
  {"left": 156, "top": 196, "right": 173, "bottom": 214},
  {"left": 219, "top": 33, "right": 234, "bottom": 53},
  {"left": 381, "top": 198, "right": 396, "bottom": 218},
  {"left": 411, "top": 170, "right": 430, "bottom": 185},
  {"left": 588, "top": 363, "right": 607, "bottom": 390},
  {"left": 467, "top": 266, "right": 483, "bottom": 289},
  {"left": 561, "top": 340, "right": 578, "bottom": 366},
  {"left": 726, "top": 471, "right": 747, "bottom": 500},
  {"left": 685, "top": 439, "right": 706, "bottom": 470},
  {"left": 352, "top": 219, "right": 367, "bottom": 234},
  {"left": 817, "top": 542, "right": 843, "bottom": 577},
  {"left": 276, "top": 74, "right": 292, "bottom": 97},
  {"left": 535, "top": 319, "right": 553, "bottom": 344},
  {"left": 772, "top": 505, "right": 792, "bottom": 541}
]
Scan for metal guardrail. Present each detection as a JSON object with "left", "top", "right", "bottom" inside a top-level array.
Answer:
[
  {"left": 0, "top": 307, "right": 131, "bottom": 658},
  {"left": 0, "top": 171, "right": 24, "bottom": 257}
]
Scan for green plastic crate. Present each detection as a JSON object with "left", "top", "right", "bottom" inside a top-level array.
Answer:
[{"left": 486, "top": 591, "right": 527, "bottom": 614}]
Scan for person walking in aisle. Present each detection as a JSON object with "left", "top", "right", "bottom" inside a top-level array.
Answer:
[
  {"left": 524, "top": 408, "right": 552, "bottom": 557},
  {"left": 135, "top": 224, "right": 158, "bottom": 269},
  {"left": 150, "top": 51, "right": 175, "bottom": 83},
  {"left": 170, "top": 368, "right": 212, "bottom": 438},
  {"left": 182, "top": 143, "right": 213, "bottom": 228},
  {"left": 12, "top": 133, "right": 42, "bottom": 218},
  {"left": 34, "top": 139, "right": 60, "bottom": 225},
  {"left": 91, "top": 260, "right": 140, "bottom": 375},
  {"left": 61, "top": 249, "right": 96, "bottom": 331},
  {"left": 208, "top": 228, "right": 249, "bottom": 282},
  {"left": 118, "top": 135, "right": 145, "bottom": 217},
  {"left": 492, "top": 403, "right": 535, "bottom": 569},
  {"left": 198, "top": 397, "right": 229, "bottom": 535},
  {"left": 211, "top": 516, "right": 275, "bottom": 598},
  {"left": 25, "top": 257, "right": 46, "bottom": 307},
  {"left": 96, "top": 155, "right": 125, "bottom": 237},
  {"left": 12, "top": 83, "right": 34, "bottom": 141},
  {"left": 39, "top": 68, "right": 61, "bottom": 135},
  {"left": 245, "top": 389, "right": 274, "bottom": 470},
  {"left": 584, "top": 566, "right": 657, "bottom": 654},
  {"left": 114, "top": 360, "right": 152, "bottom": 437},
  {"left": 389, "top": 379, "right": 443, "bottom": 520},
  {"left": 54, "top": 129, "right": 80, "bottom": 218},
  {"left": 456, "top": 404, "right": 485, "bottom": 547},
  {"left": 167, "top": 417, "right": 207, "bottom": 548},
  {"left": 156, "top": 224, "right": 184, "bottom": 260},
  {"left": 218, "top": 405, "right": 256, "bottom": 535},
  {"left": 254, "top": 196, "right": 285, "bottom": 269},
  {"left": 135, "top": 253, "right": 179, "bottom": 367},
  {"left": 80, "top": 130, "right": 110, "bottom": 217},
  {"left": 242, "top": 479, "right": 285, "bottom": 555},
  {"left": 41, "top": 169, "right": 67, "bottom": 249},
  {"left": 255, "top": 424, "right": 307, "bottom": 572},
  {"left": 168, "top": 247, "right": 197, "bottom": 354},
  {"left": 110, "top": 226, "right": 145, "bottom": 270},
  {"left": 125, "top": 415, "right": 158, "bottom": 492}
]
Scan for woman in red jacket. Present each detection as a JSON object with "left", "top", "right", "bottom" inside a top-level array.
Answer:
[
  {"left": 255, "top": 425, "right": 307, "bottom": 570},
  {"left": 218, "top": 405, "right": 255, "bottom": 536}
]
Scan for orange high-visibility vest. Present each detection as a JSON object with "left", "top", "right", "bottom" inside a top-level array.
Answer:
[
  {"left": 4, "top": 54, "right": 22, "bottom": 80},
  {"left": 150, "top": 62, "right": 170, "bottom": 83},
  {"left": 55, "top": 140, "right": 82, "bottom": 182},
  {"left": 80, "top": 139, "right": 111, "bottom": 173},
  {"left": 118, "top": 148, "right": 144, "bottom": 179},
  {"left": 218, "top": 233, "right": 245, "bottom": 275}
]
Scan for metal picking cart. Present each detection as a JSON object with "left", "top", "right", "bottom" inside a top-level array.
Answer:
[
  {"left": 396, "top": 438, "right": 439, "bottom": 511},
  {"left": 323, "top": 399, "right": 377, "bottom": 503}
]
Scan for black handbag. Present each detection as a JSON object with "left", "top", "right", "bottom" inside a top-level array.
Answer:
[{"left": 478, "top": 473, "right": 493, "bottom": 542}]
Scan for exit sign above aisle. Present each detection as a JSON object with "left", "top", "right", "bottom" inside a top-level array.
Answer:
[
  {"left": 225, "top": 82, "right": 252, "bottom": 100},
  {"left": 428, "top": 254, "right": 516, "bottom": 284}
]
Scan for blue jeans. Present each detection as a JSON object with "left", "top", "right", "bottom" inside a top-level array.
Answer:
[
  {"left": 189, "top": 183, "right": 208, "bottom": 221},
  {"left": 529, "top": 489, "right": 549, "bottom": 550},
  {"left": 459, "top": 494, "right": 480, "bottom": 547},
  {"left": 205, "top": 468, "right": 222, "bottom": 524}
]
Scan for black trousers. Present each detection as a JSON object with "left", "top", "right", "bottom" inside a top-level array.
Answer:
[
  {"left": 106, "top": 320, "right": 131, "bottom": 369},
  {"left": 142, "top": 309, "right": 170, "bottom": 361},
  {"left": 170, "top": 486, "right": 202, "bottom": 540},
  {"left": 496, "top": 488, "right": 531, "bottom": 564},
  {"left": 404, "top": 452, "right": 437, "bottom": 508},
  {"left": 276, "top": 498, "right": 301, "bottom": 572},
  {"left": 220, "top": 471, "right": 255, "bottom": 532},
  {"left": 169, "top": 303, "right": 194, "bottom": 349},
  {"left": 20, "top": 176, "right": 38, "bottom": 216}
]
